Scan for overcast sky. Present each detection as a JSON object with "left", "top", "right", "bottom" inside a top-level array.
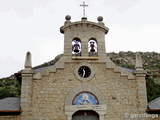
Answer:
[{"left": 0, "top": 0, "right": 160, "bottom": 78}]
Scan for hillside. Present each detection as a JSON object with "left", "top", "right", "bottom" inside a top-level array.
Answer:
[
  {"left": 108, "top": 51, "right": 160, "bottom": 69},
  {"left": 0, "top": 51, "right": 160, "bottom": 102},
  {"left": 107, "top": 51, "right": 160, "bottom": 84}
]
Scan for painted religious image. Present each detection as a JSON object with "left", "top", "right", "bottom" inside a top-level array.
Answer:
[{"left": 72, "top": 92, "right": 98, "bottom": 105}]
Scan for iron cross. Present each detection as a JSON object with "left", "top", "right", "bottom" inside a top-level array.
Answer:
[{"left": 80, "top": 2, "right": 88, "bottom": 17}]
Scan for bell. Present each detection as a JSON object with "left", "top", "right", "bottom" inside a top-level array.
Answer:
[
  {"left": 90, "top": 48, "right": 95, "bottom": 52},
  {"left": 74, "top": 48, "right": 79, "bottom": 53},
  {"left": 90, "top": 42, "right": 95, "bottom": 52},
  {"left": 73, "top": 44, "right": 79, "bottom": 53}
]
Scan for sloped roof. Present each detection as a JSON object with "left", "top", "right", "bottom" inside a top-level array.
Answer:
[
  {"left": 0, "top": 97, "right": 20, "bottom": 111},
  {"left": 148, "top": 97, "right": 160, "bottom": 109},
  {"left": 33, "top": 65, "right": 52, "bottom": 74},
  {"left": 119, "top": 66, "right": 135, "bottom": 74}
]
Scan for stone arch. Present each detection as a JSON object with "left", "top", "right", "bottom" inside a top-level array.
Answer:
[
  {"left": 72, "top": 37, "right": 81, "bottom": 42},
  {"left": 64, "top": 83, "right": 107, "bottom": 120},
  {"left": 89, "top": 37, "right": 97, "bottom": 43},
  {"left": 65, "top": 83, "right": 106, "bottom": 105}
]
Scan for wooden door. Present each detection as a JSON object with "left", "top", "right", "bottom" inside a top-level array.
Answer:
[{"left": 72, "top": 111, "right": 99, "bottom": 120}]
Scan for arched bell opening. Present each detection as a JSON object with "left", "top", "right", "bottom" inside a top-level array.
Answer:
[
  {"left": 72, "top": 110, "right": 99, "bottom": 120},
  {"left": 88, "top": 38, "right": 98, "bottom": 56},
  {"left": 72, "top": 38, "right": 81, "bottom": 56}
]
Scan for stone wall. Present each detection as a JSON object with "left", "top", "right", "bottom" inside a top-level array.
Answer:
[
  {"left": 0, "top": 116, "right": 20, "bottom": 120},
  {"left": 19, "top": 60, "right": 148, "bottom": 120},
  {"left": 1, "top": 57, "right": 158, "bottom": 120}
]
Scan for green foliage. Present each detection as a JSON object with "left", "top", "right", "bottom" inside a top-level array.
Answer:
[
  {"left": 115, "top": 59, "right": 121, "bottom": 64},
  {"left": 126, "top": 51, "right": 134, "bottom": 57},
  {"left": 0, "top": 77, "right": 21, "bottom": 99},
  {"left": 152, "top": 74, "right": 157, "bottom": 78},
  {"left": 155, "top": 64, "right": 160, "bottom": 69},
  {"left": 15, "top": 81, "right": 20, "bottom": 87},
  {"left": 146, "top": 77, "right": 160, "bottom": 102},
  {"left": 143, "top": 65, "right": 150, "bottom": 70},
  {"left": 0, "top": 82, "right": 4, "bottom": 87},
  {"left": 154, "top": 78, "right": 160, "bottom": 85},
  {"left": 118, "top": 52, "right": 124, "bottom": 57},
  {"left": 4, "top": 81, "right": 14, "bottom": 86},
  {"left": 121, "top": 64, "right": 134, "bottom": 69},
  {"left": 0, "top": 87, "right": 16, "bottom": 99}
]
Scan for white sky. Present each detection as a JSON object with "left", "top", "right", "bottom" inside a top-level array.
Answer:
[{"left": 0, "top": 0, "right": 160, "bottom": 78}]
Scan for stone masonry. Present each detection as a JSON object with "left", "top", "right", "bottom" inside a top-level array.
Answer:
[{"left": 0, "top": 15, "right": 154, "bottom": 120}]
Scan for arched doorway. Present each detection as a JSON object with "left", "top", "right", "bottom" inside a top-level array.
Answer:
[
  {"left": 65, "top": 83, "right": 107, "bottom": 120},
  {"left": 72, "top": 110, "right": 99, "bottom": 120}
]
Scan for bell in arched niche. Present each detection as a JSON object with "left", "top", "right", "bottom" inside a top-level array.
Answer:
[
  {"left": 72, "top": 38, "right": 81, "bottom": 55},
  {"left": 88, "top": 39, "right": 97, "bottom": 56},
  {"left": 90, "top": 41, "right": 96, "bottom": 52},
  {"left": 88, "top": 39, "right": 97, "bottom": 52}
]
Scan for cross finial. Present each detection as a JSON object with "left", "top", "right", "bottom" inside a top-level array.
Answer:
[{"left": 80, "top": 2, "right": 88, "bottom": 17}]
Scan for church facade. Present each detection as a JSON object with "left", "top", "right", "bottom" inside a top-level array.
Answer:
[{"left": 0, "top": 15, "right": 155, "bottom": 120}]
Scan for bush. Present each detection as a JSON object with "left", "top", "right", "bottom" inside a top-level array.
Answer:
[
  {"left": 4, "top": 81, "right": 15, "bottom": 86},
  {"left": 152, "top": 74, "right": 157, "bottom": 78},
  {"left": 0, "top": 76, "right": 21, "bottom": 99},
  {"left": 146, "top": 78, "right": 160, "bottom": 102},
  {"left": 0, "top": 82, "right": 4, "bottom": 87},
  {"left": 15, "top": 81, "right": 20, "bottom": 87},
  {"left": 0, "top": 87, "right": 16, "bottom": 99},
  {"left": 155, "top": 64, "right": 160, "bottom": 69}
]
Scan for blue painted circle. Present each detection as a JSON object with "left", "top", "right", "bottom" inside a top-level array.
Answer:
[{"left": 73, "top": 92, "right": 98, "bottom": 105}]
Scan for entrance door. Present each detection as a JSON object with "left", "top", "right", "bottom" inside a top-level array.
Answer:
[{"left": 72, "top": 110, "right": 99, "bottom": 120}]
